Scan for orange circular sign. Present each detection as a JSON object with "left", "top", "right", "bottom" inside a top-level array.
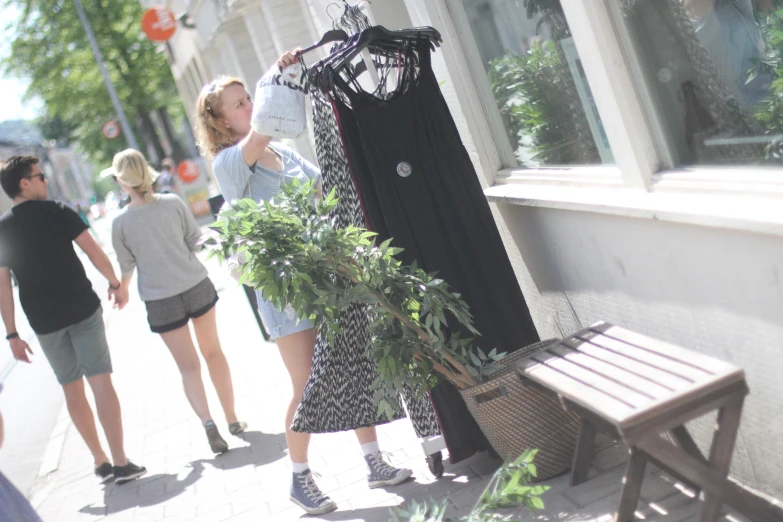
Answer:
[
  {"left": 141, "top": 6, "right": 177, "bottom": 42},
  {"left": 102, "top": 120, "right": 120, "bottom": 139},
  {"left": 177, "top": 160, "right": 200, "bottom": 184}
]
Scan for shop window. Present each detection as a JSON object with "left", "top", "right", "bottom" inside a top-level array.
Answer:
[
  {"left": 614, "top": 0, "right": 783, "bottom": 167},
  {"left": 457, "top": 0, "right": 614, "bottom": 168}
]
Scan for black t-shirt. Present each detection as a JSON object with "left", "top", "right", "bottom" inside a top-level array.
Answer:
[{"left": 0, "top": 200, "right": 101, "bottom": 334}]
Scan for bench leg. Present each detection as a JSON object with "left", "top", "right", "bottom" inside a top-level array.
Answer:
[
  {"left": 699, "top": 398, "right": 744, "bottom": 522},
  {"left": 669, "top": 425, "right": 705, "bottom": 495},
  {"left": 571, "top": 418, "right": 596, "bottom": 486},
  {"left": 616, "top": 447, "right": 647, "bottom": 522}
]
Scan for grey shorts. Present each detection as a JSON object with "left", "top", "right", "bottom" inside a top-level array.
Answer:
[
  {"left": 145, "top": 277, "right": 219, "bottom": 334},
  {"left": 256, "top": 291, "right": 313, "bottom": 340},
  {"left": 37, "top": 306, "right": 112, "bottom": 385}
]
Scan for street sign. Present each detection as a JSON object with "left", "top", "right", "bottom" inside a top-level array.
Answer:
[
  {"left": 141, "top": 6, "right": 177, "bottom": 42},
  {"left": 177, "top": 159, "right": 200, "bottom": 184},
  {"left": 102, "top": 120, "right": 121, "bottom": 140}
]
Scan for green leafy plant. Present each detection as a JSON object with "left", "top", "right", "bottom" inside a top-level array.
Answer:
[
  {"left": 390, "top": 450, "right": 549, "bottom": 522},
  {"left": 753, "top": 8, "right": 783, "bottom": 158},
  {"left": 488, "top": 41, "right": 596, "bottom": 166},
  {"left": 205, "top": 180, "right": 507, "bottom": 418}
]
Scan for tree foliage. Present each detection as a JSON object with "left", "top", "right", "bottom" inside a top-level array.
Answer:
[
  {"left": 205, "top": 181, "right": 509, "bottom": 419},
  {"left": 2, "top": 0, "right": 184, "bottom": 165}
]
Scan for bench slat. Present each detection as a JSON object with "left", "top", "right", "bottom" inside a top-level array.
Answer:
[
  {"left": 522, "top": 359, "right": 637, "bottom": 420},
  {"left": 588, "top": 323, "right": 736, "bottom": 376},
  {"left": 549, "top": 344, "right": 674, "bottom": 401},
  {"left": 560, "top": 338, "right": 691, "bottom": 392},
  {"left": 574, "top": 332, "right": 709, "bottom": 383},
  {"left": 530, "top": 350, "right": 651, "bottom": 411}
]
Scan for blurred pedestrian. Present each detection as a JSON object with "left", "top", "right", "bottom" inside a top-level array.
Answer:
[
  {"left": 0, "top": 156, "right": 146, "bottom": 486},
  {"left": 110, "top": 149, "right": 246, "bottom": 454},
  {"left": 76, "top": 203, "right": 90, "bottom": 226},
  {"left": 156, "top": 158, "right": 180, "bottom": 195},
  {"left": 0, "top": 381, "right": 44, "bottom": 521}
]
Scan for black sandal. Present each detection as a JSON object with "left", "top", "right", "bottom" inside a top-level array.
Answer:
[
  {"left": 205, "top": 420, "right": 229, "bottom": 454},
  {"left": 228, "top": 421, "right": 248, "bottom": 435}
]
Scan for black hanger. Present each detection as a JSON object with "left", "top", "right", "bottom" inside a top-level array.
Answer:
[
  {"left": 306, "top": 25, "right": 441, "bottom": 93},
  {"left": 352, "top": 45, "right": 421, "bottom": 79},
  {"left": 298, "top": 29, "right": 350, "bottom": 57},
  {"left": 314, "top": 25, "right": 440, "bottom": 77}
]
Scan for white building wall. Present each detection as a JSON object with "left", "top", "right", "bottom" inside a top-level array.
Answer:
[
  {"left": 396, "top": 0, "right": 783, "bottom": 499},
  {"left": 497, "top": 203, "right": 783, "bottom": 494}
]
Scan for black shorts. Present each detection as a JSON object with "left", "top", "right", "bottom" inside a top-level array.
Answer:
[{"left": 145, "top": 278, "right": 219, "bottom": 333}]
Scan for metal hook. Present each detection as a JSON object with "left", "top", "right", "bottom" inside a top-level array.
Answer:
[{"left": 325, "top": 2, "right": 343, "bottom": 21}]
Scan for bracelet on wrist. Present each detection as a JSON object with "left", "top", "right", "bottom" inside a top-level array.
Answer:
[
  {"left": 6, "top": 332, "right": 19, "bottom": 340},
  {"left": 109, "top": 282, "right": 121, "bottom": 290}
]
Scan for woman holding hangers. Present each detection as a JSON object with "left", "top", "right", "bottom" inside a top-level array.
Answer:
[{"left": 194, "top": 49, "right": 413, "bottom": 516}]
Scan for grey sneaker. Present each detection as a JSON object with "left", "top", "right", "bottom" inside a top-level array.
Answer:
[
  {"left": 365, "top": 452, "right": 413, "bottom": 488},
  {"left": 289, "top": 470, "right": 337, "bottom": 515}
]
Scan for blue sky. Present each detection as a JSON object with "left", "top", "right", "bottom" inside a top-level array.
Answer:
[{"left": 0, "top": 4, "right": 44, "bottom": 122}]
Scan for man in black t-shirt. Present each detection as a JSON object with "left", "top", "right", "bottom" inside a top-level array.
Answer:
[{"left": 0, "top": 156, "right": 146, "bottom": 485}]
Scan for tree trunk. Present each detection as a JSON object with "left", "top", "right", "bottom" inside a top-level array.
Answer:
[
  {"left": 157, "top": 107, "right": 187, "bottom": 163},
  {"left": 138, "top": 108, "right": 167, "bottom": 165}
]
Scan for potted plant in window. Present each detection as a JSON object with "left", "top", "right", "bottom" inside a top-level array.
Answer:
[{"left": 206, "top": 181, "right": 578, "bottom": 481}]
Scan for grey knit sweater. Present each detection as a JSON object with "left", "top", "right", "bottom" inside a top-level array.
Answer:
[{"left": 111, "top": 194, "right": 208, "bottom": 301}]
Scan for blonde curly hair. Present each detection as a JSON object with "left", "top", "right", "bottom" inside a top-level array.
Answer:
[{"left": 194, "top": 76, "right": 246, "bottom": 158}]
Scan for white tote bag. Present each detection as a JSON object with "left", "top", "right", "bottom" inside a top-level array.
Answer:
[{"left": 251, "top": 63, "right": 307, "bottom": 139}]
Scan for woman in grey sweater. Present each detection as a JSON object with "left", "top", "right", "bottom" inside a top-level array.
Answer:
[{"left": 110, "top": 149, "right": 246, "bottom": 454}]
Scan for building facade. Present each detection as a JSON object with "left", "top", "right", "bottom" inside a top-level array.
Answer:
[
  {"left": 159, "top": 0, "right": 783, "bottom": 499},
  {"left": 0, "top": 142, "right": 95, "bottom": 214}
]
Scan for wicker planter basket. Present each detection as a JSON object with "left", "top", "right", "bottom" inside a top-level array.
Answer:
[{"left": 459, "top": 340, "right": 580, "bottom": 481}]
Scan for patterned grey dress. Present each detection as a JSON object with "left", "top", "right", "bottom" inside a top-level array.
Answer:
[{"left": 290, "top": 92, "right": 441, "bottom": 438}]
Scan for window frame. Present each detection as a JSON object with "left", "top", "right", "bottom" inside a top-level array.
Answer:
[{"left": 409, "top": 0, "right": 783, "bottom": 232}]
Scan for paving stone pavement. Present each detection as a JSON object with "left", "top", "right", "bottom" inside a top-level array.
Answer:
[{"left": 25, "top": 226, "right": 755, "bottom": 522}]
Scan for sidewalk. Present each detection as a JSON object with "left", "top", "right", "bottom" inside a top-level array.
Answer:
[
  {"left": 0, "top": 284, "right": 36, "bottom": 382},
  {"left": 25, "top": 237, "right": 746, "bottom": 521}
]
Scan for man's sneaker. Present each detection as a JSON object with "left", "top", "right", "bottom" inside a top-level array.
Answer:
[
  {"left": 113, "top": 461, "right": 147, "bottom": 485},
  {"left": 365, "top": 452, "right": 413, "bottom": 488},
  {"left": 94, "top": 462, "right": 113, "bottom": 484},
  {"left": 205, "top": 420, "right": 229, "bottom": 454},
  {"left": 289, "top": 470, "right": 337, "bottom": 515}
]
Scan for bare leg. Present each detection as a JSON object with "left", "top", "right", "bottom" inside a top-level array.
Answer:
[
  {"left": 63, "top": 378, "right": 110, "bottom": 466},
  {"left": 84, "top": 374, "right": 127, "bottom": 466},
  {"left": 160, "top": 324, "right": 212, "bottom": 425},
  {"left": 191, "top": 308, "right": 238, "bottom": 424},
  {"left": 276, "top": 329, "right": 316, "bottom": 464},
  {"left": 355, "top": 427, "right": 378, "bottom": 445}
]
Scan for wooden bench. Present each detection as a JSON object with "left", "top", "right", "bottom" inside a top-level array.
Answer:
[{"left": 515, "top": 321, "right": 782, "bottom": 522}]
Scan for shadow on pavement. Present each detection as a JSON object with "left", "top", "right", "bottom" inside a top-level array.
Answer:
[
  {"left": 195, "top": 430, "right": 288, "bottom": 472},
  {"left": 78, "top": 462, "right": 204, "bottom": 517}
]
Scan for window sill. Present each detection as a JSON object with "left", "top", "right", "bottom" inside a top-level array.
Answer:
[{"left": 485, "top": 170, "right": 783, "bottom": 237}]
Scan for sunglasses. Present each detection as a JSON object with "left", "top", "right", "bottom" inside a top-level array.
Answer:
[{"left": 25, "top": 173, "right": 45, "bottom": 182}]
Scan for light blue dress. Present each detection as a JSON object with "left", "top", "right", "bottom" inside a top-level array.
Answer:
[{"left": 212, "top": 142, "right": 321, "bottom": 340}]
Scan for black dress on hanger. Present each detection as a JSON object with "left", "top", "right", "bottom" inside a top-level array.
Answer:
[
  {"left": 290, "top": 87, "right": 441, "bottom": 440},
  {"left": 322, "top": 39, "right": 541, "bottom": 463}
]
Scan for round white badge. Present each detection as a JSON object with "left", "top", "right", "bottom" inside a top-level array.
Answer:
[{"left": 396, "top": 161, "right": 412, "bottom": 178}]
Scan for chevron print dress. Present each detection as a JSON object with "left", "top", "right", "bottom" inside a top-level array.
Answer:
[{"left": 290, "top": 92, "right": 441, "bottom": 438}]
